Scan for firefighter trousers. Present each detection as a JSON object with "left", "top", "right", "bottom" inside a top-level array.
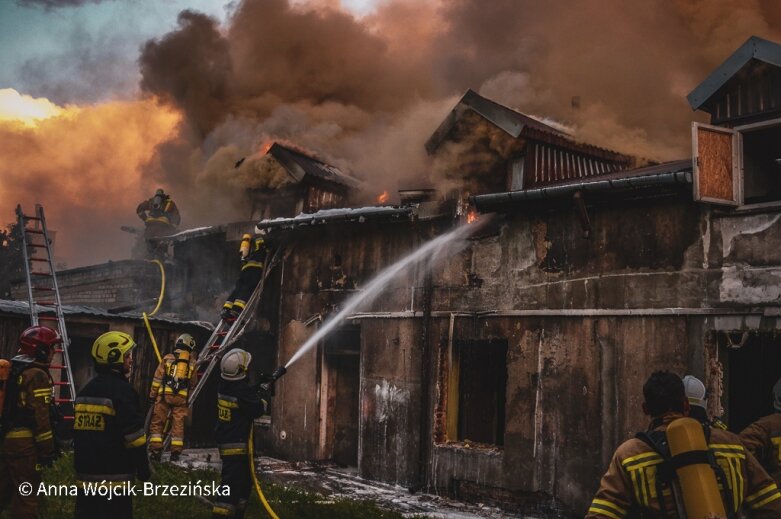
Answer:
[
  {"left": 212, "top": 454, "right": 251, "bottom": 518},
  {"left": 149, "top": 396, "right": 188, "bottom": 454},
  {"left": 224, "top": 267, "right": 263, "bottom": 312},
  {"left": 0, "top": 436, "right": 41, "bottom": 519},
  {"left": 75, "top": 485, "right": 132, "bottom": 519}
]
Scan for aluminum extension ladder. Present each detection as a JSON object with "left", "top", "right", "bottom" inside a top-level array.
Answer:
[
  {"left": 15, "top": 204, "right": 77, "bottom": 421},
  {"left": 187, "top": 247, "right": 281, "bottom": 407}
]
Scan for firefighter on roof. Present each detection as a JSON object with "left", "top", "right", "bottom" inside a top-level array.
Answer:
[
  {"left": 148, "top": 333, "right": 198, "bottom": 462},
  {"left": 221, "top": 229, "right": 267, "bottom": 321},
  {"left": 0, "top": 326, "right": 59, "bottom": 519},
  {"left": 136, "top": 188, "right": 180, "bottom": 235},
  {"left": 587, "top": 371, "right": 781, "bottom": 519},
  {"left": 136, "top": 188, "right": 180, "bottom": 258},
  {"left": 740, "top": 378, "right": 781, "bottom": 487},
  {"left": 212, "top": 348, "right": 267, "bottom": 518},
  {"left": 73, "top": 331, "right": 150, "bottom": 519}
]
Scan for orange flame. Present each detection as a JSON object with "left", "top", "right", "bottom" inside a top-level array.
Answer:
[
  {"left": 261, "top": 141, "right": 274, "bottom": 154},
  {"left": 467, "top": 208, "right": 478, "bottom": 224},
  {"left": 377, "top": 191, "right": 389, "bottom": 204}
]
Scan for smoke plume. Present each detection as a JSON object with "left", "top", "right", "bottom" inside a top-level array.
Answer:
[{"left": 3, "top": 0, "right": 781, "bottom": 267}]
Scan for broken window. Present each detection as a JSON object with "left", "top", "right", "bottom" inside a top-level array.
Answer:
[{"left": 449, "top": 339, "right": 507, "bottom": 446}]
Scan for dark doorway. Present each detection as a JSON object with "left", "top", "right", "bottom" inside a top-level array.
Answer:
[
  {"left": 323, "top": 328, "right": 360, "bottom": 467},
  {"left": 456, "top": 339, "right": 508, "bottom": 446},
  {"left": 723, "top": 332, "right": 781, "bottom": 432},
  {"left": 742, "top": 124, "right": 781, "bottom": 204}
]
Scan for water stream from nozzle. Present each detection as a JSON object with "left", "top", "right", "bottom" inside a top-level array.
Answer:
[{"left": 284, "top": 221, "right": 482, "bottom": 369}]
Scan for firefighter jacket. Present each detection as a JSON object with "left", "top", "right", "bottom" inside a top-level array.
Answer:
[
  {"left": 587, "top": 413, "right": 781, "bottom": 519},
  {"left": 136, "top": 196, "right": 180, "bottom": 227},
  {"left": 241, "top": 236, "right": 266, "bottom": 271},
  {"left": 215, "top": 378, "right": 266, "bottom": 457},
  {"left": 741, "top": 412, "right": 781, "bottom": 486},
  {"left": 2, "top": 358, "right": 55, "bottom": 458},
  {"left": 73, "top": 368, "right": 150, "bottom": 482},
  {"left": 149, "top": 351, "right": 197, "bottom": 401}
]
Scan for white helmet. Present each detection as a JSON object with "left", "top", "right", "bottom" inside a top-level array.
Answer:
[
  {"left": 220, "top": 348, "right": 252, "bottom": 380},
  {"left": 683, "top": 375, "right": 707, "bottom": 408}
]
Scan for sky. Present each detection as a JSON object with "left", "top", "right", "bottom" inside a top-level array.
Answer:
[{"left": 1, "top": 0, "right": 779, "bottom": 268}]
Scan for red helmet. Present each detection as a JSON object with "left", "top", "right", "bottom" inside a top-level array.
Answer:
[{"left": 19, "top": 326, "right": 62, "bottom": 363}]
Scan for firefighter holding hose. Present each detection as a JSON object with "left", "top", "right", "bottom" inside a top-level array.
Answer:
[
  {"left": 587, "top": 371, "right": 781, "bottom": 518},
  {"left": 212, "top": 348, "right": 284, "bottom": 518},
  {"left": 148, "top": 334, "right": 198, "bottom": 462}
]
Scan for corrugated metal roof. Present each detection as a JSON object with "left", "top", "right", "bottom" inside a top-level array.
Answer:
[
  {"left": 425, "top": 89, "right": 567, "bottom": 153},
  {"left": 256, "top": 206, "right": 413, "bottom": 230},
  {"left": 0, "top": 299, "right": 211, "bottom": 329},
  {"left": 688, "top": 36, "right": 781, "bottom": 111},
  {"left": 267, "top": 143, "right": 362, "bottom": 190},
  {"left": 471, "top": 160, "right": 693, "bottom": 212}
]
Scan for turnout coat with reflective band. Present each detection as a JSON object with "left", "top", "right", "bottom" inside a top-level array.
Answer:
[
  {"left": 215, "top": 378, "right": 265, "bottom": 455},
  {"left": 741, "top": 413, "right": 781, "bottom": 487},
  {"left": 3, "top": 360, "right": 56, "bottom": 457},
  {"left": 587, "top": 413, "right": 781, "bottom": 518},
  {"left": 73, "top": 369, "right": 149, "bottom": 481},
  {"left": 240, "top": 236, "right": 265, "bottom": 271},
  {"left": 149, "top": 352, "right": 197, "bottom": 400},
  {"left": 136, "top": 196, "right": 180, "bottom": 227}
]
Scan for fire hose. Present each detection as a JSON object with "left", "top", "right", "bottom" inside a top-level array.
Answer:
[
  {"left": 249, "top": 427, "right": 280, "bottom": 519},
  {"left": 143, "top": 259, "right": 166, "bottom": 363}
]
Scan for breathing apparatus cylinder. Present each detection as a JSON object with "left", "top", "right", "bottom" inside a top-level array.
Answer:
[
  {"left": 240, "top": 234, "right": 252, "bottom": 259},
  {"left": 667, "top": 417, "right": 727, "bottom": 519},
  {"left": 173, "top": 349, "right": 191, "bottom": 383},
  {"left": 0, "top": 359, "right": 10, "bottom": 417}
]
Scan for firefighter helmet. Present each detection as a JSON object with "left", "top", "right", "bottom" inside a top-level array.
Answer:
[
  {"left": 220, "top": 349, "right": 252, "bottom": 380},
  {"left": 91, "top": 331, "right": 136, "bottom": 366},
  {"left": 155, "top": 188, "right": 165, "bottom": 196},
  {"left": 683, "top": 375, "right": 707, "bottom": 409},
  {"left": 19, "top": 326, "right": 62, "bottom": 363},
  {"left": 174, "top": 333, "right": 196, "bottom": 352}
]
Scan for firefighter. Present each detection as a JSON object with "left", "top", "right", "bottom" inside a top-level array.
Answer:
[
  {"left": 587, "top": 371, "right": 781, "bottom": 518},
  {"left": 221, "top": 229, "right": 267, "bottom": 321},
  {"left": 148, "top": 333, "right": 198, "bottom": 462},
  {"left": 136, "top": 188, "right": 180, "bottom": 258},
  {"left": 0, "top": 326, "right": 59, "bottom": 519},
  {"left": 682, "top": 374, "right": 728, "bottom": 430},
  {"left": 212, "top": 349, "right": 266, "bottom": 518},
  {"left": 73, "top": 331, "right": 150, "bottom": 519},
  {"left": 740, "top": 378, "right": 781, "bottom": 486}
]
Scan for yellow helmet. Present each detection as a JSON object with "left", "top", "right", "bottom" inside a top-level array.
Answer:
[
  {"left": 92, "top": 331, "right": 136, "bottom": 366},
  {"left": 175, "top": 333, "right": 196, "bottom": 352}
]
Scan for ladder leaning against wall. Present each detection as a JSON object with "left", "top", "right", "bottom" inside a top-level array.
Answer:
[{"left": 15, "top": 204, "right": 77, "bottom": 422}]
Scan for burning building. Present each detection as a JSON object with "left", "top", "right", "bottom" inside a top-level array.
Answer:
[{"left": 6, "top": 34, "right": 781, "bottom": 516}]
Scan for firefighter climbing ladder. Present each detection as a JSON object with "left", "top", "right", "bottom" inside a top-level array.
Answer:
[
  {"left": 188, "top": 247, "right": 282, "bottom": 407},
  {"left": 15, "top": 204, "right": 77, "bottom": 421}
]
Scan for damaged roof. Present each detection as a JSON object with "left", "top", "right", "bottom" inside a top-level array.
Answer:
[
  {"left": 425, "top": 89, "right": 568, "bottom": 153},
  {"left": 267, "top": 143, "right": 362, "bottom": 190},
  {"left": 256, "top": 206, "right": 413, "bottom": 230},
  {"left": 688, "top": 36, "right": 781, "bottom": 111},
  {"left": 471, "top": 159, "right": 693, "bottom": 212},
  {"left": 0, "top": 299, "right": 211, "bottom": 329}
]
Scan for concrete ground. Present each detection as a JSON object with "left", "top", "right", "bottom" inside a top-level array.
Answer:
[{"left": 172, "top": 449, "right": 525, "bottom": 518}]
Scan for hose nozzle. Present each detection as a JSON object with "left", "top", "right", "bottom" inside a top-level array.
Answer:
[{"left": 271, "top": 366, "right": 287, "bottom": 381}]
